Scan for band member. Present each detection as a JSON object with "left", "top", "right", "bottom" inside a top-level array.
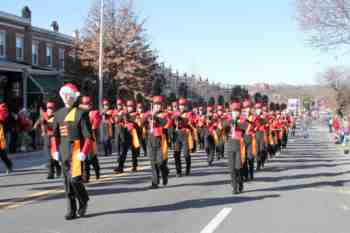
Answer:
[
  {"left": 41, "top": 101, "right": 62, "bottom": 179},
  {"left": 147, "top": 95, "right": 171, "bottom": 189},
  {"left": 79, "top": 96, "right": 101, "bottom": 182},
  {"left": 267, "top": 103, "right": 278, "bottom": 158},
  {"left": 136, "top": 102, "right": 148, "bottom": 157},
  {"left": 51, "top": 83, "right": 92, "bottom": 220},
  {"left": 215, "top": 105, "right": 225, "bottom": 160},
  {"left": 101, "top": 99, "right": 113, "bottom": 157},
  {"left": 113, "top": 98, "right": 125, "bottom": 161},
  {"left": 0, "top": 103, "right": 13, "bottom": 174},
  {"left": 241, "top": 98, "right": 257, "bottom": 181},
  {"left": 173, "top": 98, "right": 193, "bottom": 176},
  {"left": 197, "top": 106, "right": 206, "bottom": 150},
  {"left": 115, "top": 100, "right": 140, "bottom": 173},
  {"left": 254, "top": 101, "right": 268, "bottom": 171},
  {"left": 207, "top": 115, "right": 218, "bottom": 165},
  {"left": 168, "top": 101, "right": 179, "bottom": 149},
  {"left": 205, "top": 105, "right": 216, "bottom": 165},
  {"left": 224, "top": 99, "right": 245, "bottom": 194}
]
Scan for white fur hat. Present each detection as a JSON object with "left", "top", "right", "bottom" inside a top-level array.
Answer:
[{"left": 59, "top": 83, "right": 80, "bottom": 101}]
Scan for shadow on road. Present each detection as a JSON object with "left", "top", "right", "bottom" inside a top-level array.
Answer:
[{"left": 84, "top": 194, "right": 280, "bottom": 218}]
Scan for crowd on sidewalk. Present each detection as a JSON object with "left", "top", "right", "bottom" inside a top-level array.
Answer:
[{"left": 327, "top": 110, "right": 350, "bottom": 154}]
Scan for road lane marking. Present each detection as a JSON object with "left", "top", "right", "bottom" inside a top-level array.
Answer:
[{"left": 200, "top": 208, "right": 232, "bottom": 233}]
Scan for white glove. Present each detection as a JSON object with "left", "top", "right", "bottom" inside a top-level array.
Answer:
[
  {"left": 52, "top": 152, "right": 60, "bottom": 161},
  {"left": 78, "top": 152, "right": 86, "bottom": 161}
]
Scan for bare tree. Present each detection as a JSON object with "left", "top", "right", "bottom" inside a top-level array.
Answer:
[
  {"left": 318, "top": 66, "right": 348, "bottom": 89},
  {"left": 317, "top": 66, "right": 350, "bottom": 112},
  {"left": 295, "top": 0, "right": 350, "bottom": 52},
  {"left": 78, "top": 0, "right": 157, "bottom": 97}
]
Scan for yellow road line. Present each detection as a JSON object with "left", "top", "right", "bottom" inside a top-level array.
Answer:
[{"left": 0, "top": 165, "right": 151, "bottom": 211}]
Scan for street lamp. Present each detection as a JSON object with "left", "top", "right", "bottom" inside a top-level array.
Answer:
[
  {"left": 98, "top": 0, "right": 104, "bottom": 140},
  {"left": 98, "top": 0, "right": 104, "bottom": 112}
]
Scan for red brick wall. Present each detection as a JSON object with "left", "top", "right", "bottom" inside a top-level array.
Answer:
[{"left": 0, "top": 18, "right": 73, "bottom": 72}]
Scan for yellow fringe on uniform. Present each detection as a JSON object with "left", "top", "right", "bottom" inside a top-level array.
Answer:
[
  {"left": 192, "top": 127, "right": 198, "bottom": 142},
  {"left": 161, "top": 134, "right": 168, "bottom": 160},
  {"left": 252, "top": 135, "right": 257, "bottom": 157},
  {"left": 188, "top": 130, "right": 194, "bottom": 151},
  {"left": 240, "top": 138, "right": 246, "bottom": 165},
  {"left": 0, "top": 124, "right": 6, "bottom": 150},
  {"left": 213, "top": 131, "right": 219, "bottom": 145},
  {"left": 142, "top": 126, "right": 147, "bottom": 139},
  {"left": 71, "top": 140, "right": 82, "bottom": 177},
  {"left": 131, "top": 128, "right": 140, "bottom": 149}
]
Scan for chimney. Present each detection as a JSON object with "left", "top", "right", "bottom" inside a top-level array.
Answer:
[
  {"left": 21, "top": 6, "right": 31, "bottom": 21},
  {"left": 51, "top": 21, "right": 59, "bottom": 32}
]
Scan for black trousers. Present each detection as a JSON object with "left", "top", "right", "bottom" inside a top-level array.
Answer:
[
  {"left": 63, "top": 162, "right": 89, "bottom": 215},
  {"left": 83, "top": 155, "right": 100, "bottom": 181},
  {"left": 282, "top": 131, "right": 288, "bottom": 148},
  {"left": 45, "top": 134, "right": 61, "bottom": 177},
  {"left": 0, "top": 149, "right": 12, "bottom": 170},
  {"left": 255, "top": 133, "right": 266, "bottom": 171},
  {"left": 147, "top": 135, "right": 168, "bottom": 186},
  {"left": 226, "top": 139, "right": 243, "bottom": 192},
  {"left": 205, "top": 130, "right": 215, "bottom": 165},
  {"left": 117, "top": 141, "right": 139, "bottom": 171},
  {"left": 140, "top": 137, "right": 147, "bottom": 157},
  {"left": 174, "top": 131, "right": 191, "bottom": 175},
  {"left": 48, "top": 157, "right": 61, "bottom": 177},
  {"left": 103, "top": 139, "right": 112, "bottom": 156},
  {"left": 198, "top": 128, "right": 206, "bottom": 150},
  {"left": 216, "top": 143, "right": 225, "bottom": 159}
]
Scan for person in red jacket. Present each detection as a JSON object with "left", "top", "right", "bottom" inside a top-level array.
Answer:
[
  {"left": 79, "top": 96, "right": 101, "bottom": 182},
  {"left": 40, "top": 101, "right": 61, "bottom": 179},
  {"left": 173, "top": 98, "right": 193, "bottom": 176},
  {"left": 0, "top": 102, "right": 13, "bottom": 174},
  {"left": 147, "top": 95, "right": 171, "bottom": 188},
  {"left": 224, "top": 99, "right": 245, "bottom": 194},
  {"left": 101, "top": 99, "right": 113, "bottom": 157}
]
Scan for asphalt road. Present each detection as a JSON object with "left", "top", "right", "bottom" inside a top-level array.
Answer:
[{"left": 1, "top": 122, "right": 350, "bottom": 233}]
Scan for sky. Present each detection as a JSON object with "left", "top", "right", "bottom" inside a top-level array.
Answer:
[{"left": 2, "top": 0, "right": 349, "bottom": 85}]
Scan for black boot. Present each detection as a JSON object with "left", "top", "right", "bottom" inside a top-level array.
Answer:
[
  {"left": 78, "top": 201, "right": 88, "bottom": 217},
  {"left": 185, "top": 157, "right": 191, "bottom": 176},
  {"left": 239, "top": 182, "right": 244, "bottom": 193},
  {"left": 149, "top": 183, "right": 159, "bottom": 189},
  {"left": 174, "top": 151, "right": 182, "bottom": 176},
  {"left": 71, "top": 179, "right": 89, "bottom": 218},
  {"left": 162, "top": 165, "right": 169, "bottom": 186},
  {"left": 55, "top": 163, "right": 62, "bottom": 178},
  {"left": 65, "top": 197, "right": 77, "bottom": 220},
  {"left": 47, "top": 173, "right": 54, "bottom": 180}
]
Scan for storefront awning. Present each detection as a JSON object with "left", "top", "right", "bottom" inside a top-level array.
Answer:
[{"left": 27, "top": 74, "right": 63, "bottom": 94}]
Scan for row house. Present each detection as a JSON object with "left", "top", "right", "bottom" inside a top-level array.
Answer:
[{"left": 0, "top": 6, "right": 74, "bottom": 112}]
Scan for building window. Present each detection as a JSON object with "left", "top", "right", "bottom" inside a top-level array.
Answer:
[
  {"left": 0, "top": 31, "right": 5, "bottom": 58},
  {"left": 16, "top": 35, "right": 24, "bottom": 61},
  {"left": 59, "top": 48, "right": 65, "bottom": 70},
  {"left": 46, "top": 45, "right": 53, "bottom": 66},
  {"left": 32, "top": 42, "right": 38, "bottom": 65}
]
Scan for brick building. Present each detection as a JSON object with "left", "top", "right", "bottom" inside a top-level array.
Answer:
[{"left": 0, "top": 6, "right": 74, "bottom": 112}]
